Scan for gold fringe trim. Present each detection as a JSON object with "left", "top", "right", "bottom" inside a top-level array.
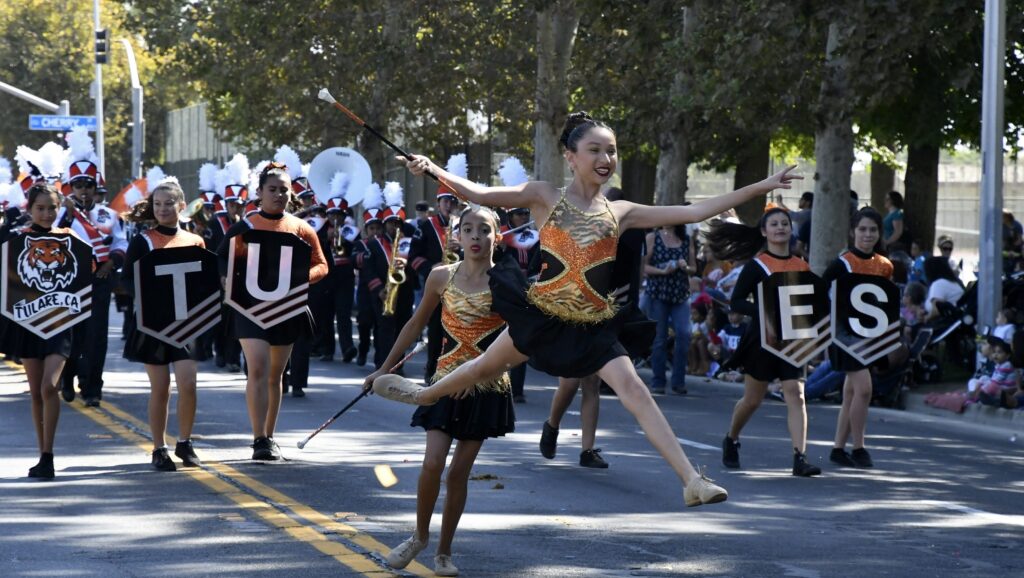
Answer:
[{"left": 526, "top": 285, "right": 618, "bottom": 325}]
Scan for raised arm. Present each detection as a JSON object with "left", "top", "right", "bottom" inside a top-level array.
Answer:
[
  {"left": 617, "top": 165, "right": 803, "bottom": 231},
  {"left": 398, "top": 154, "right": 557, "bottom": 212}
]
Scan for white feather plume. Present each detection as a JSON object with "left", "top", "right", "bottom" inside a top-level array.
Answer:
[
  {"left": 65, "top": 126, "right": 96, "bottom": 163},
  {"left": 383, "top": 181, "right": 403, "bottom": 207},
  {"left": 198, "top": 163, "right": 218, "bottom": 192},
  {"left": 363, "top": 183, "right": 384, "bottom": 209},
  {"left": 222, "top": 153, "right": 250, "bottom": 186},
  {"left": 329, "top": 172, "right": 350, "bottom": 201},
  {"left": 274, "top": 145, "right": 303, "bottom": 180},
  {"left": 146, "top": 166, "right": 167, "bottom": 193},
  {"left": 445, "top": 153, "right": 468, "bottom": 179},
  {"left": 124, "top": 184, "right": 145, "bottom": 208},
  {"left": 6, "top": 183, "right": 25, "bottom": 208},
  {"left": 0, "top": 158, "right": 11, "bottom": 185},
  {"left": 36, "top": 142, "right": 67, "bottom": 179},
  {"left": 15, "top": 146, "right": 38, "bottom": 176},
  {"left": 301, "top": 163, "right": 310, "bottom": 178},
  {"left": 214, "top": 168, "right": 230, "bottom": 197},
  {"left": 248, "top": 170, "right": 260, "bottom": 194},
  {"left": 498, "top": 156, "right": 529, "bottom": 187}
]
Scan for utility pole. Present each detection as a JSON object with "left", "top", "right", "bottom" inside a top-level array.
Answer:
[
  {"left": 93, "top": 0, "right": 106, "bottom": 174},
  {"left": 119, "top": 39, "right": 144, "bottom": 180},
  {"left": 979, "top": 0, "right": 1006, "bottom": 332}
]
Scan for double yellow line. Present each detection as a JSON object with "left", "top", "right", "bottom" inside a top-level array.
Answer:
[{"left": 5, "top": 361, "right": 430, "bottom": 577}]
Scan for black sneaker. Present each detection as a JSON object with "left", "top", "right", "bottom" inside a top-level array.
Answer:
[
  {"left": 722, "top": 436, "right": 741, "bottom": 469},
  {"left": 28, "top": 453, "right": 55, "bottom": 479},
  {"left": 292, "top": 387, "right": 306, "bottom": 398},
  {"left": 356, "top": 352, "right": 367, "bottom": 366},
  {"left": 539, "top": 421, "right": 558, "bottom": 459},
  {"left": 829, "top": 448, "right": 857, "bottom": 468},
  {"left": 174, "top": 440, "right": 202, "bottom": 468},
  {"left": 792, "top": 450, "right": 822, "bottom": 477},
  {"left": 850, "top": 448, "right": 874, "bottom": 468},
  {"left": 152, "top": 447, "right": 177, "bottom": 472},
  {"left": 84, "top": 397, "right": 101, "bottom": 408},
  {"left": 580, "top": 448, "right": 609, "bottom": 469},
  {"left": 61, "top": 384, "right": 75, "bottom": 403},
  {"left": 252, "top": 437, "right": 282, "bottom": 461},
  {"left": 342, "top": 347, "right": 358, "bottom": 364}
]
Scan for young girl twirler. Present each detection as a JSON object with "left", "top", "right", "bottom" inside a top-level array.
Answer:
[
  {"left": 365, "top": 207, "right": 514, "bottom": 577},
  {"left": 122, "top": 179, "right": 205, "bottom": 471},
  {"left": 707, "top": 207, "right": 822, "bottom": 477},
  {"left": 372, "top": 111, "right": 803, "bottom": 507},
  {"left": 822, "top": 207, "right": 893, "bottom": 469},
  {"left": 3, "top": 185, "right": 84, "bottom": 479}
]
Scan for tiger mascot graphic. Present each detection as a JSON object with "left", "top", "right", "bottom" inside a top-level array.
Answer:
[{"left": 17, "top": 236, "right": 78, "bottom": 292}]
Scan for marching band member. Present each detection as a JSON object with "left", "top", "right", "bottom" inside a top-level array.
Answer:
[
  {"left": 496, "top": 157, "right": 538, "bottom": 404},
  {"left": 195, "top": 163, "right": 223, "bottom": 361},
  {"left": 121, "top": 177, "right": 205, "bottom": 471},
  {"left": 822, "top": 207, "right": 893, "bottom": 469},
  {"left": 211, "top": 154, "right": 249, "bottom": 372},
  {"left": 364, "top": 206, "right": 514, "bottom": 576},
  {"left": 3, "top": 183, "right": 88, "bottom": 478},
  {"left": 216, "top": 162, "right": 328, "bottom": 461},
  {"left": 707, "top": 206, "right": 822, "bottom": 477},
  {"left": 366, "top": 182, "right": 418, "bottom": 370},
  {"left": 57, "top": 128, "right": 127, "bottom": 407},
  {"left": 376, "top": 112, "right": 801, "bottom": 508},
  {"left": 408, "top": 154, "right": 465, "bottom": 382},
  {"left": 324, "top": 175, "right": 359, "bottom": 363},
  {"left": 353, "top": 184, "right": 385, "bottom": 367}
]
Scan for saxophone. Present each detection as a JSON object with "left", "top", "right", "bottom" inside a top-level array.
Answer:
[
  {"left": 333, "top": 224, "right": 346, "bottom": 258},
  {"left": 383, "top": 229, "right": 406, "bottom": 317},
  {"left": 443, "top": 216, "right": 460, "bottom": 266}
]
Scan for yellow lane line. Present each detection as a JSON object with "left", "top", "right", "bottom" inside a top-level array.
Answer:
[{"left": 2, "top": 361, "right": 430, "bottom": 577}]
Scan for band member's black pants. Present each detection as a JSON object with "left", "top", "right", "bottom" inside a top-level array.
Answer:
[
  {"left": 62, "top": 274, "right": 113, "bottom": 400},
  {"left": 331, "top": 269, "right": 356, "bottom": 355},
  {"left": 356, "top": 286, "right": 376, "bottom": 360}
]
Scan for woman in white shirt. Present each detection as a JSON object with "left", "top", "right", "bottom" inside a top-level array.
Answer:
[{"left": 923, "top": 256, "right": 965, "bottom": 320}]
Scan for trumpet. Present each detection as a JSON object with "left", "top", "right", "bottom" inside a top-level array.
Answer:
[
  {"left": 383, "top": 229, "right": 407, "bottom": 317},
  {"left": 443, "top": 217, "right": 460, "bottom": 265},
  {"left": 332, "top": 226, "right": 346, "bottom": 258}
]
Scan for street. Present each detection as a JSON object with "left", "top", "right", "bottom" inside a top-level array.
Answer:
[{"left": 2, "top": 323, "right": 1023, "bottom": 577}]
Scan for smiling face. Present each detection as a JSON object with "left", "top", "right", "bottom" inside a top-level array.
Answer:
[
  {"left": 459, "top": 209, "right": 498, "bottom": 262},
  {"left": 151, "top": 188, "right": 184, "bottom": 228},
  {"left": 760, "top": 211, "right": 792, "bottom": 250},
  {"left": 565, "top": 126, "right": 617, "bottom": 187},
  {"left": 258, "top": 174, "right": 291, "bottom": 214},
  {"left": 29, "top": 189, "right": 60, "bottom": 229},
  {"left": 853, "top": 216, "right": 880, "bottom": 253}
]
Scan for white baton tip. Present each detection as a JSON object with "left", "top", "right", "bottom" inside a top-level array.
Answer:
[{"left": 317, "top": 88, "right": 335, "bottom": 103}]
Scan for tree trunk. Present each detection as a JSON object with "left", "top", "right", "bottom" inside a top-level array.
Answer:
[
  {"left": 904, "top": 143, "right": 940, "bottom": 252},
  {"left": 534, "top": 0, "right": 579, "bottom": 186},
  {"left": 653, "top": 5, "right": 699, "bottom": 207},
  {"left": 810, "top": 22, "right": 854, "bottom": 275},
  {"left": 621, "top": 156, "right": 657, "bottom": 204},
  {"left": 733, "top": 135, "right": 771, "bottom": 224},
  {"left": 358, "top": 0, "right": 407, "bottom": 180},
  {"left": 869, "top": 150, "right": 896, "bottom": 212}
]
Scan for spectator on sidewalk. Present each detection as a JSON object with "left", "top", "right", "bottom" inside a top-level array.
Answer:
[
  {"left": 923, "top": 256, "right": 964, "bottom": 321},
  {"left": 882, "top": 191, "right": 906, "bottom": 251},
  {"left": 642, "top": 225, "right": 694, "bottom": 394}
]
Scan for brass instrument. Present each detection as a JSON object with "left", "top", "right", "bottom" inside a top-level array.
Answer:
[
  {"left": 332, "top": 223, "right": 346, "bottom": 258},
  {"left": 383, "top": 230, "right": 406, "bottom": 317},
  {"left": 443, "top": 216, "right": 460, "bottom": 265}
]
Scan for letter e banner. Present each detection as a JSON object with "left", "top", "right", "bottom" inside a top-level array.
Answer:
[{"left": 757, "top": 271, "right": 831, "bottom": 366}]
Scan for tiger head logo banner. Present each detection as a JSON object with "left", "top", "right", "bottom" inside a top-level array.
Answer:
[
  {"left": 134, "top": 246, "right": 222, "bottom": 348},
  {"left": 756, "top": 271, "right": 831, "bottom": 367},
  {"left": 225, "top": 229, "right": 312, "bottom": 329},
  {"left": 2, "top": 233, "right": 95, "bottom": 338}
]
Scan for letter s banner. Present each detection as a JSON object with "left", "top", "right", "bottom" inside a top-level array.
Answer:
[
  {"left": 225, "top": 230, "right": 312, "bottom": 330},
  {"left": 757, "top": 271, "right": 831, "bottom": 366},
  {"left": 831, "top": 274, "right": 901, "bottom": 365}
]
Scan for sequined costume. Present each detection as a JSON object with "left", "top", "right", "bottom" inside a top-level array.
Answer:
[
  {"left": 412, "top": 264, "right": 515, "bottom": 440},
  {"left": 488, "top": 190, "right": 630, "bottom": 377}
]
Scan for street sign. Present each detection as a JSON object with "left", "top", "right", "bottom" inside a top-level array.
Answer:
[{"left": 29, "top": 115, "right": 98, "bottom": 132}]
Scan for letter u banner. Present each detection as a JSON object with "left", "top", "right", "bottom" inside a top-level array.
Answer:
[
  {"left": 831, "top": 274, "right": 901, "bottom": 365},
  {"left": 225, "top": 230, "right": 311, "bottom": 329},
  {"left": 1, "top": 232, "right": 95, "bottom": 339},
  {"left": 757, "top": 271, "right": 831, "bottom": 366},
  {"left": 135, "top": 246, "right": 221, "bottom": 347}
]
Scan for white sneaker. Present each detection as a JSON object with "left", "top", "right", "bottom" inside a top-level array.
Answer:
[
  {"left": 434, "top": 554, "right": 459, "bottom": 576},
  {"left": 683, "top": 468, "right": 728, "bottom": 507},
  {"left": 385, "top": 536, "right": 427, "bottom": 569},
  {"left": 373, "top": 375, "right": 433, "bottom": 405}
]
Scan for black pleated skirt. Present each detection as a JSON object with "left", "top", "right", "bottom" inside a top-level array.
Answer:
[
  {"left": 122, "top": 309, "right": 193, "bottom": 365},
  {"left": 0, "top": 319, "right": 72, "bottom": 359},
  {"left": 724, "top": 321, "right": 802, "bottom": 382},
  {"left": 234, "top": 309, "right": 313, "bottom": 346},
  {"left": 487, "top": 257, "right": 627, "bottom": 378},
  {"left": 411, "top": 389, "right": 516, "bottom": 441}
]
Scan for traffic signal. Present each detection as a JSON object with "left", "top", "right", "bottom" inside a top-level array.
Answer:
[{"left": 95, "top": 29, "right": 108, "bottom": 64}]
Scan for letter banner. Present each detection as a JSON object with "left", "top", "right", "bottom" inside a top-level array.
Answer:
[
  {"left": 1, "top": 232, "right": 95, "bottom": 339},
  {"left": 757, "top": 271, "right": 831, "bottom": 366},
  {"left": 134, "top": 246, "right": 221, "bottom": 347},
  {"left": 831, "top": 274, "right": 901, "bottom": 365},
  {"left": 225, "top": 230, "right": 311, "bottom": 329}
]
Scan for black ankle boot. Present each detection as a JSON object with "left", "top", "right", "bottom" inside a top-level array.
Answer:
[
  {"left": 28, "top": 452, "right": 55, "bottom": 479},
  {"left": 792, "top": 449, "right": 821, "bottom": 477}
]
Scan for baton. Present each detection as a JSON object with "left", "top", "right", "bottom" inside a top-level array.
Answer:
[
  {"left": 318, "top": 88, "right": 453, "bottom": 189},
  {"left": 296, "top": 341, "right": 426, "bottom": 449}
]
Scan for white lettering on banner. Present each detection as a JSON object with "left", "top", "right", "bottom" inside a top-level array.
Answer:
[
  {"left": 154, "top": 261, "right": 203, "bottom": 320},
  {"left": 779, "top": 284, "right": 816, "bottom": 340},
  {"left": 245, "top": 244, "right": 292, "bottom": 301},
  {"left": 12, "top": 292, "right": 81, "bottom": 320},
  {"left": 849, "top": 284, "right": 889, "bottom": 338}
]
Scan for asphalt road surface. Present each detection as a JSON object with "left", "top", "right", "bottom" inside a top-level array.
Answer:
[{"left": 3, "top": 324, "right": 1022, "bottom": 577}]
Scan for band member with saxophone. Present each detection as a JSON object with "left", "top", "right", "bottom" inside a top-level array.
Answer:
[
  {"left": 325, "top": 194, "right": 359, "bottom": 363},
  {"left": 354, "top": 184, "right": 385, "bottom": 367},
  {"left": 366, "top": 182, "right": 418, "bottom": 370},
  {"left": 408, "top": 154, "right": 466, "bottom": 382}
]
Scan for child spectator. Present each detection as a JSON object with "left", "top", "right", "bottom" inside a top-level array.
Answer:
[
  {"left": 688, "top": 301, "right": 713, "bottom": 377},
  {"left": 993, "top": 307, "right": 1017, "bottom": 343},
  {"left": 901, "top": 282, "right": 927, "bottom": 333},
  {"left": 973, "top": 338, "right": 1019, "bottom": 406},
  {"left": 717, "top": 309, "right": 747, "bottom": 364}
]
